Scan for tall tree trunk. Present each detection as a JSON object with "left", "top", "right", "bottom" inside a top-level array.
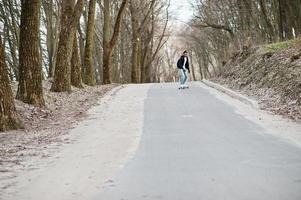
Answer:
[
  {"left": 78, "top": 26, "right": 86, "bottom": 72},
  {"left": 71, "top": 33, "right": 83, "bottom": 88},
  {"left": 120, "top": 32, "right": 125, "bottom": 83},
  {"left": 131, "top": 36, "right": 139, "bottom": 83},
  {"left": 294, "top": 0, "right": 301, "bottom": 36},
  {"left": 278, "top": 0, "right": 293, "bottom": 40},
  {"left": 129, "top": 0, "right": 156, "bottom": 83},
  {"left": 103, "top": 0, "right": 128, "bottom": 84},
  {"left": 140, "top": 35, "right": 150, "bottom": 83},
  {"left": 190, "top": 52, "right": 196, "bottom": 81},
  {"left": 103, "top": 48, "right": 114, "bottom": 84},
  {"left": 51, "top": 0, "right": 84, "bottom": 92},
  {"left": 83, "top": 0, "right": 96, "bottom": 86},
  {"left": 259, "top": 0, "right": 276, "bottom": 41},
  {"left": 42, "top": 0, "right": 55, "bottom": 78},
  {"left": 1, "top": 0, "right": 20, "bottom": 80},
  {"left": 16, "top": 0, "right": 45, "bottom": 106},
  {"left": 144, "top": 7, "right": 155, "bottom": 83},
  {"left": 286, "top": 0, "right": 301, "bottom": 37},
  {"left": 0, "top": 36, "right": 22, "bottom": 131},
  {"left": 129, "top": 0, "right": 139, "bottom": 83},
  {"left": 278, "top": 0, "right": 285, "bottom": 40},
  {"left": 197, "top": 58, "right": 204, "bottom": 80},
  {"left": 103, "top": 0, "right": 111, "bottom": 84}
]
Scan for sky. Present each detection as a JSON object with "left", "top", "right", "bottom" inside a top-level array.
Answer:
[
  {"left": 169, "top": 0, "right": 194, "bottom": 23},
  {"left": 167, "top": 0, "right": 195, "bottom": 56}
]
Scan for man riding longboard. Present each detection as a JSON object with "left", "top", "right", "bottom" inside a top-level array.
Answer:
[{"left": 177, "top": 50, "right": 190, "bottom": 89}]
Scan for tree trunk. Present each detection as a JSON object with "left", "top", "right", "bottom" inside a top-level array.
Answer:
[
  {"left": 197, "top": 58, "right": 204, "bottom": 80},
  {"left": 83, "top": 0, "right": 96, "bottom": 86},
  {"left": 131, "top": 36, "right": 139, "bottom": 83},
  {"left": 1, "top": 0, "right": 20, "bottom": 80},
  {"left": 71, "top": 33, "right": 83, "bottom": 88},
  {"left": 144, "top": 7, "right": 155, "bottom": 83},
  {"left": 278, "top": 0, "right": 293, "bottom": 40},
  {"left": 51, "top": 0, "right": 84, "bottom": 92},
  {"left": 278, "top": 0, "right": 285, "bottom": 40},
  {"left": 129, "top": 0, "right": 139, "bottom": 83},
  {"left": 42, "top": 0, "right": 55, "bottom": 78},
  {"left": 129, "top": 0, "right": 156, "bottom": 83},
  {"left": 140, "top": 37, "right": 150, "bottom": 83},
  {"left": 0, "top": 36, "right": 22, "bottom": 131},
  {"left": 16, "top": 0, "right": 45, "bottom": 106},
  {"left": 190, "top": 53, "right": 196, "bottom": 81},
  {"left": 259, "top": 0, "right": 276, "bottom": 41},
  {"left": 102, "top": 0, "right": 128, "bottom": 84},
  {"left": 103, "top": 48, "right": 113, "bottom": 84},
  {"left": 103, "top": 0, "right": 111, "bottom": 84}
]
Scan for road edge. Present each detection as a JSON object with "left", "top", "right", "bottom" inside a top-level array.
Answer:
[
  {"left": 199, "top": 80, "right": 301, "bottom": 148},
  {"left": 201, "top": 80, "right": 259, "bottom": 108}
]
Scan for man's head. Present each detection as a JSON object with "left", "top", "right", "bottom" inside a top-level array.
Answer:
[{"left": 183, "top": 50, "right": 188, "bottom": 56}]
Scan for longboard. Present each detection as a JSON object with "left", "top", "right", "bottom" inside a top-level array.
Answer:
[{"left": 178, "top": 86, "right": 189, "bottom": 90}]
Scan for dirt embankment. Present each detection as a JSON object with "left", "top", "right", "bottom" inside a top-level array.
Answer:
[
  {"left": 212, "top": 39, "right": 301, "bottom": 121},
  {"left": 0, "top": 81, "right": 117, "bottom": 191}
]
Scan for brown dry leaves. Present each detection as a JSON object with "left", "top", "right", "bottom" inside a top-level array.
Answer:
[{"left": 213, "top": 46, "right": 301, "bottom": 121}]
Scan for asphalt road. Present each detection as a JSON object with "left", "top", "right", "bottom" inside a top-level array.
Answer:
[{"left": 92, "top": 82, "right": 301, "bottom": 200}]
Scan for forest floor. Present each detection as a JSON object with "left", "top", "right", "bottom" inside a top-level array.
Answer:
[
  {"left": 0, "top": 81, "right": 118, "bottom": 193},
  {"left": 212, "top": 39, "right": 301, "bottom": 121}
]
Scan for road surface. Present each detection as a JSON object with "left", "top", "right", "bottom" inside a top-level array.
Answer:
[
  {"left": 92, "top": 83, "right": 301, "bottom": 200},
  {"left": 5, "top": 82, "right": 301, "bottom": 200}
]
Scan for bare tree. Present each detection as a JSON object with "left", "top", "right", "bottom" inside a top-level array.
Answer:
[
  {"left": 83, "top": 0, "right": 97, "bottom": 86},
  {"left": 129, "top": 0, "right": 156, "bottom": 83},
  {"left": 51, "top": 0, "right": 84, "bottom": 92},
  {"left": 102, "top": 0, "right": 128, "bottom": 84},
  {"left": 16, "top": 0, "right": 45, "bottom": 106},
  {"left": 0, "top": 36, "right": 22, "bottom": 131},
  {"left": 71, "top": 32, "right": 84, "bottom": 88},
  {"left": 42, "top": 0, "right": 60, "bottom": 78}
]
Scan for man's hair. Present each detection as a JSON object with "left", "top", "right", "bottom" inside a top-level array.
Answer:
[{"left": 183, "top": 50, "right": 188, "bottom": 54}]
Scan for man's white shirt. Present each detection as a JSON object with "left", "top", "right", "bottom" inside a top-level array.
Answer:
[{"left": 183, "top": 57, "right": 187, "bottom": 70}]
